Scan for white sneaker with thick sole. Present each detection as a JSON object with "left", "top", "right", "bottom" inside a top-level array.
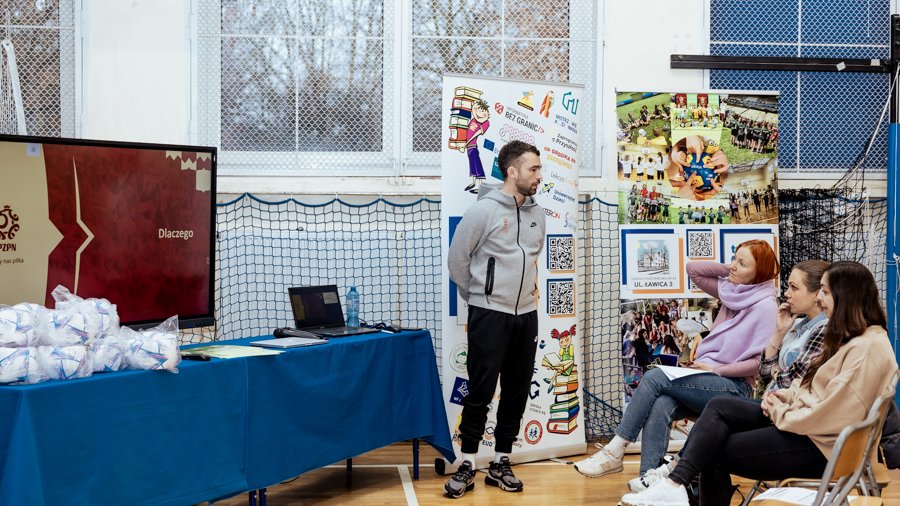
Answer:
[
  {"left": 621, "top": 478, "right": 689, "bottom": 506},
  {"left": 573, "top": 446, "right": 623, "bottom": 478},
  {"left": 628, "top": 455, "right": 675, "bottom": 493}
]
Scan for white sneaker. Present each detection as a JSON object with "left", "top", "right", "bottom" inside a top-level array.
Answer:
[
  {"left": 628, "top": 455, "right": 675, "bottom": 493},
  {"left": 628, "top": 455, "right": 678, "bottom": 494},
  {"left": 621, "top": 478, "right": 689, "bottom": 506},
  {"left": 573, "top": 446, "right": 623, "bottom": 478}
]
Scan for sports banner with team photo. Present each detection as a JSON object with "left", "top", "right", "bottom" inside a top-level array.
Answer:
[
  {"left": 615, "top": 91, "right": 779, "bottom": 450},
  {"left": 440, "top": 74, "right": 586, "bottom": 469}
]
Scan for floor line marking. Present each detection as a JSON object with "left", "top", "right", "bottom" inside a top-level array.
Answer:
[{"left": 398, "top": 465, "right": 419, "bottom": 506}]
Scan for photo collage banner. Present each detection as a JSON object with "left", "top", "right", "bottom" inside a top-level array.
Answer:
[
  {"left": 440, "top": 74, "right": 587, "bottom": 468},
  {"left": 615, "top": 91, "right": 779, "bottom": 407}
]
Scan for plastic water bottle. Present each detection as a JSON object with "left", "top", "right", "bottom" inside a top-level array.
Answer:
[{"left": 346, "top": 286, "right": 360, "bottom": 327}]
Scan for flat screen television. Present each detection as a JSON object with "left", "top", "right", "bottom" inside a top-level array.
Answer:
[{"left": 0, "top": 134, "right": 216, "bottom": 329}]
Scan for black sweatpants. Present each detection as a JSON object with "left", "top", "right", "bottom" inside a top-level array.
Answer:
[
  {"left": 458, "top": 305, "right": 539, "bottom": 454},
  {"left": 670, "top": 396, "right": 828, "bottom": 505}
]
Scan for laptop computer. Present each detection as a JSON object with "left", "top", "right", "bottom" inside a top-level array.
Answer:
[
  {"left": 251, "top": 337, "right": 328, "bottom": 349},
  {"left": 288, "top": 285, "right": 379, "bottom": 337}
]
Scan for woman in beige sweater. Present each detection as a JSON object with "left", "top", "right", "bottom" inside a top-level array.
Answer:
[{"left": 620, "top": 261, "right": 898, "bottom": 506}]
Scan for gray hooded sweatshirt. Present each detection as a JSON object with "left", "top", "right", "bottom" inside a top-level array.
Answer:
[{"left": 448, "top": 184, "right": 546, "bottom": 315}]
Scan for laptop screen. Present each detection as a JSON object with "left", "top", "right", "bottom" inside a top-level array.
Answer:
[{"left": 288, "top": 285, "right": 345, "bottom": 329}]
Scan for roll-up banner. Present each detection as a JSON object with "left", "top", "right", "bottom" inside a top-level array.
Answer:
[{"left": 440, "top": 74, "right": 586, "bottom": 469}]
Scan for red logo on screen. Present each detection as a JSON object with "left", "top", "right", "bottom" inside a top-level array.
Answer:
[{"left": 0, "top": 205, "right": 19, "bottom": 240}]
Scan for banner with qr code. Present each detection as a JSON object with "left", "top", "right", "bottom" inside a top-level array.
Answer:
[
  {"left": 615, "top": 91, "right": 780, "bottom": 442},
  {"left": 616, "top": 91, "right": 780, "bottom": 299},
  {"left": 439, "top": 74, "right": 587, "bottom": 469}
]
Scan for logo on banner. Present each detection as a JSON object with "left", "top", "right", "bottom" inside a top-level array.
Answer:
[
  {"left": 554, "top": 114, "right": 578, "bottom": 134},
  {"left": 0, "top": 205, "right": 20, "bottom": 241},
  {"left": 524, "top": 420, "right": 543, "bottom": 444},
  {"left": 552, "top": 132, "right": 578, "bottom": 152},
  {"left": 449, "top": 343, "right": 468, "bottom": 373},
  {"left": 450, "top": 377, "right": 470, "bottom": 405},
  {"left": 484, "top": 421, "right": 496, "bottom": 441},
  {"left": 549, "top": 170, "right": 576, "bottom": 188},
  {"left": 562, "top": 91, "right": 579, "bottom": 115},
  {"left": 499, "top": 124, "right": 535, "bottom": 145},
  {"left": 504, "top": 106, "right": 545, "bottom": 134},
  {"left": 518, "top": 91, "right": 535, "bottom": 111},
  {"left": 494, "top": 102, "right": 504, "bottom": 115}
]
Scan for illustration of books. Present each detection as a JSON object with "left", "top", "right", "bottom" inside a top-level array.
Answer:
[
  {"left": 542, "top": 352, "right": 575, "bottom": 375},
  {"left": 547, "top": 370, "right": 580, "bottom": 434},
  {"left": 448, "top": 85, "right": 484, "bottom": 150},
  {"left": 455, "top": 86, "right": 483, "bottom": 99}
]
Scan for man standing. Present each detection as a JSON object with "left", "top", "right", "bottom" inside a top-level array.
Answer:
[{"left": 444, "top": 140, "right": 546, "bottom": 498}]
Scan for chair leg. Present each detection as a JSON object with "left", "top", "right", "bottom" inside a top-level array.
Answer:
[{"left": 740, "top": 480, "right": 770, "bottom": 506}]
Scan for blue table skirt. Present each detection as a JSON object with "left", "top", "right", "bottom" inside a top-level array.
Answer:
[{"left": 0, "top": 330, "right": 453, "bottom": 505}]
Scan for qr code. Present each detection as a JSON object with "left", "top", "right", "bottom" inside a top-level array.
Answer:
[
  {"left": 687, "top": 230, "right": 714, "bottom": 258},
  {"left": 547, "top": 235, "right": 575, "bottom": 271},
  {"left": 547, "top": 279, "right": 575, "bottom": 317}
]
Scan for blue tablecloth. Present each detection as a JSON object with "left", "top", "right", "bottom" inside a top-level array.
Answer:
[{"left": 0, "top": 330, "right": 453, "bottom": 505}]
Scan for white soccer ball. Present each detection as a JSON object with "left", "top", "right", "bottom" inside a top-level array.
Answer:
[
  {"left": 0, "top": 306, "right": 38, "bottom": 347},
  {"left": 0, "top": 347, "right": 46, "bottom": 384},
  {"left": 137, "top": 330, "right": 181, "bottom": 372},
  {"left": 37, "top": 345, "right": 92, "bottom": 381},
  {"left": 89, "top": 298, "right": 119, "bottom": 335},
  {"left": 46, "top": 310, "right": 94, "bottom": 345},
  {"left": 89, "top": 338, "right": 124, "bottom": 373}
]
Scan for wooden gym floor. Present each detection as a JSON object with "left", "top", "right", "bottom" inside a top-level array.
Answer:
[{"left": 212, "top": 442, "right": 900, "bottom": 505}]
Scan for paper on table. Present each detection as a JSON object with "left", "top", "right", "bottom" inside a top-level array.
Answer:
[
  {"left": 183, "top": 345, "right": 283, "bottom": 359},
  {"left": 649, "top": 364, "right": 712, "bottom": 381}
]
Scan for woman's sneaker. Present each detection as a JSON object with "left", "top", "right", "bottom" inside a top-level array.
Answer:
[
  {"left": 621, "top": 478, "right": 689, "bottom": 506},
  {"left": 443, "top": 461, "right": 476, "bottom": 498},
  {"left": 628, "top": 455, "right": 675, "bottom": 492},
  {"left": 485, "top": 456, "right": 523, "bottom": 492},
  {"left": 573, "top": 446, "right": 623, "bottom": 477}
]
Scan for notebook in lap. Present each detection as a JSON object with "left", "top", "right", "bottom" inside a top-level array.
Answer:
[{"left": 288, "top": 285, "right": 379, "bottom": 337}]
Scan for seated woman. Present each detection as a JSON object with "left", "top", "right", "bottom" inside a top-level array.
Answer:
[
  {"left": 627, "top": 260, "right": 830, "bottom": 493},
  {"left": 620, "top": 261, "right": 898, "bottom": 506},
  {"left": 574, "top": 240, "right": 779, "bottom": 479},
  {"left": 753, "top": 259, "right": 829, "bottom": 397}
]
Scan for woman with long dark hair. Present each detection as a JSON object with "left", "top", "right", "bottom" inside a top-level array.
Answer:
[{"left": 621, "top": 261, "right": 898, "bottom": 506}]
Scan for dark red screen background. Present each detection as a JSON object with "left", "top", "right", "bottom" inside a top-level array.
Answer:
[{"left": 43, "top": 144, "right": 212, "bottom": 323}]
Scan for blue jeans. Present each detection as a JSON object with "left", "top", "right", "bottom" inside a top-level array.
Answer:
[{"left": 616, "top": 367, "right": 750, "bottom": 473}]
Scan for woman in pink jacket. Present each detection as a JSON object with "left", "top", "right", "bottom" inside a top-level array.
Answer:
[{"left": 575, "top": 240, "right": 779, "bottom": 480}]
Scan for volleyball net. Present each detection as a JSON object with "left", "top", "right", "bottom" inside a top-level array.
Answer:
[{"left": 185, "top": 192, "right": 889, "bottom": 439}]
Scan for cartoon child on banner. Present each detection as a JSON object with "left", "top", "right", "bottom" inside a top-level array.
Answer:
[
  {"left": 542, "top": 325, "right": 581, "bottom": 434},
  {"left": 542, "top": 325, "right": 577, "bottom": 390},
  {"left": 458, "top": 98, "right": 491, "bottom": 194}
]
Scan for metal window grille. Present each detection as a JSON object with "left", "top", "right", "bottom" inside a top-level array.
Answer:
[
  {"left": 197, "top": 0, "right": 598, "bottom": 175},
  {"left": 198, "top": 0, "right": 396, "bottom": 175},
  {"left": 709, "top": 0, "right": 890, "bottom": 173},
  {"left": 0, "top": 1, "right": 76, "bottom": 137},
  {"left": 405, "top": 0, "right": 597, "bottom": 174}
]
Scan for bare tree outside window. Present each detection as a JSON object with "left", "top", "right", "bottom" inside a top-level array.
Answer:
[
  {"left": 0, "top": 1, "right": 75, "bottom": 137},
  {"left": 200, "top": 0, "right": 595, "bottom": 174},
  {"left": 406, "top": 0, "right": 594, "bottom": 174},
  {"left": 218, "top": 0, "right": 385, "bottom": 153}
]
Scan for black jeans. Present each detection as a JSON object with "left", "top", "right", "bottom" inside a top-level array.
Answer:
[
  {"left": 669, "top": 396, "right": 828, "bottom": 505},
  {"left": 458, "top": 305, "right": 538, "bottom": 454}
]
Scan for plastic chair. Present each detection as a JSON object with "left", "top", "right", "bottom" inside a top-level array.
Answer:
[{"left": 754, "top": 370, "right": 899, "bottom": 506}]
